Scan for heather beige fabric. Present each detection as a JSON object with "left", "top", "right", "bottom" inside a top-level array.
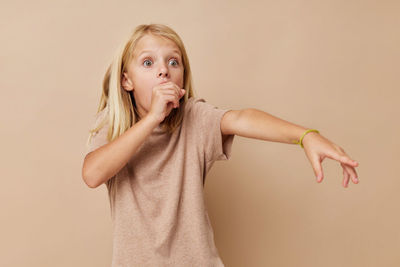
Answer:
[{"left": 85, "top": 97, "right": 235, "bottom": 266}]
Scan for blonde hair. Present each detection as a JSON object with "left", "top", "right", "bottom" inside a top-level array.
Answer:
[{"left": 87, "top": 23, "right": 196, "bottom": 150}]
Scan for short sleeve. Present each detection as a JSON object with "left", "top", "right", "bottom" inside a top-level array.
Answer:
[
  {"left": 85, "top": 109, "right": 110, "bottom": 156},
  {"left": 187, "top": 97, "right": 235, "bottom": 164}
]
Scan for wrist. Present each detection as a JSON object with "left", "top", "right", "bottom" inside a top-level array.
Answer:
[
  {"left": 301, "top": 131, "right": 320, "bottom": 147},
  {"left": 293, "top": 129, "right": 320, "bottom": 148},
  {"left": 143, "top": 113, "right": 163, "bottom": 127}
]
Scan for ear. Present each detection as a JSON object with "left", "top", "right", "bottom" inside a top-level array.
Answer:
[{"left": 121, "top": 72, "right": 134, "bottom": 91}]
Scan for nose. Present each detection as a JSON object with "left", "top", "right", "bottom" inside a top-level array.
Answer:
[{"left": 158, "top": 64, "right": 169, "bottom": 79}]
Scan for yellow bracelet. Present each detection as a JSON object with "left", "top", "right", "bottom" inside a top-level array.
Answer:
[{"left": 293, "top": 129, "right": 320, "bottom": 148}]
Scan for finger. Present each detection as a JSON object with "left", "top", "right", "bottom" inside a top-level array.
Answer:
[
  {"left": 342, "top": 166, "right": 350, "bottom": 188},
  {"left": 170, "top": 83, "right": 186, "bottom": 99},
  {"left": 160, "top": 83, "right": 180, "bottom": 100},
  {"left": 168, "top": 82, "right": 182, "bottom": 99},
  {"left": 169, "top": 84, "right": 186, "bottom": 103},
  {"left": 310, "top": 155, "right": 324, "bottom": 183},
  {"left": 341, "top": 162, "right": 359, "bottom": 183},
  {"left": 171, "top": 85, "right": 185, "bottom": 102},
  {"left": 162, "top": 92, "right": 180, "bottom": 108},
  {"left": 341, "top": 162, "right": 359, "bottom": 184},
  {"left": 326, "top": 149, "right": 359, "bottom": 167},
  {"left": 163, "top": 94, "right": 179, "bottom": 109},
  {"left": 160, "top": 85, "right": 181, "bottom": 104},
  {"left": 180, "top": 88, "right": 186, "bottom": 98}
]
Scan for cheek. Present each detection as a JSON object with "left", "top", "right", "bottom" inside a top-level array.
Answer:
[
  {"left": 146, "top": 90, "right": 153, "bottom": 104},
  {"left": 141, "top": 87, "right": 154, "bottom": 110},
  {"left": 132, "top": 81, "right": 153, "bottom": 106},
  {"left": 133, "top": 74, "right": 152, "bottom": 96}
]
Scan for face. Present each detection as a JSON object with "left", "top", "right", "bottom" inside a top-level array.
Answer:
[{"left": 122, "top": 33, "right": 184, "bottom": 119}]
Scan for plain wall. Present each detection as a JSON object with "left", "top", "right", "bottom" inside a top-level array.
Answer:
[{"left": 1, "top": 0, "right": 399, "bottom": 266}]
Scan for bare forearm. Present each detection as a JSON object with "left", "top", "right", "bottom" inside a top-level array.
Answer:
[
  {"left": 82, "top": 114, "right": 160, "bottom": 188},
  {"left": 235, "top": 108, "right": 312, "bottom": 145}
]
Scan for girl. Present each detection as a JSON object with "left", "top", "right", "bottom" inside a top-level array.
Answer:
[{"left": 82, "top": 23, "right": 359, "bottom": 266}]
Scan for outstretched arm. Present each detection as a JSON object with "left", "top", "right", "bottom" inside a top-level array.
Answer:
[{"left": 221, "top": 108, "right": 359, "bottom": 188}]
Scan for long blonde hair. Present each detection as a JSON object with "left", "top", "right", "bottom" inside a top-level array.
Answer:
[{"left": 87, "top": 23, "right": 196, "bottom": 148}]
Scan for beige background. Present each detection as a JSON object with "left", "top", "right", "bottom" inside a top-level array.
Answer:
[{"left": 1, "top": 0, "right": 399, "bottom": 266}]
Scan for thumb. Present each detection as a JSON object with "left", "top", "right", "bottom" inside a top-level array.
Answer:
[{"left": 311, "top": 156, "right": 324, "bottom": 183}]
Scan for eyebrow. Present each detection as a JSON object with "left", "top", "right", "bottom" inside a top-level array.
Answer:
[{"left": 137, "top": 49, "right": 181, "bottom": 57}]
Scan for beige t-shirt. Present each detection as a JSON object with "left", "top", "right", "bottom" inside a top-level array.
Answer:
[{"left": 85, "top": 97, "right": 235, "bottom": 266}]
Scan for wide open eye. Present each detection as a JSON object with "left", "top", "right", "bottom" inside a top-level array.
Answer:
[
  {"left": 169, "top": 58, "right": 179, "bottom": 66},
  {"left": 143, "top": 59, "right": 152, "bottom": 67}
]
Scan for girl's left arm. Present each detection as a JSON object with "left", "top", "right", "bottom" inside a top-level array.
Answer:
[{"left": 221, "top": 108, "right": 359, "bottom": 188}]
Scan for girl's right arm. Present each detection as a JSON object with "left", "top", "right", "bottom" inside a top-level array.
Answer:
[
  {"left": 82, "top": 114, "right": 160, "bottom": 188},
  {"left": 81, "top": 81, "right": 185, "bottom": 188}
]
